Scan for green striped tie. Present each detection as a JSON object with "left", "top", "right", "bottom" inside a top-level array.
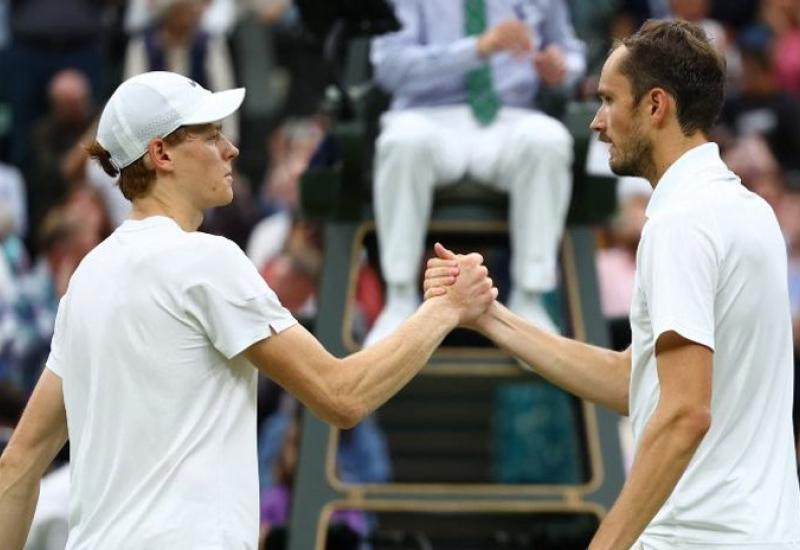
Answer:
[{"left": 465, "top": 0, "right": 500, "bottom": 125}]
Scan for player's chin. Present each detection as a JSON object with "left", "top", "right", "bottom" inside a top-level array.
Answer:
[{"left": 208, "top": 187, "right": 235, "bottom": 208}]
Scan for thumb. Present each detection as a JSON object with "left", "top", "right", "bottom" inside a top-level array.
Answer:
[{"left": 434, "top": 242, "right": 457, "bottom": 260}]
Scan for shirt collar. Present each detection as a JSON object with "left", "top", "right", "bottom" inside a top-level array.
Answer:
[
  {"left": 117, "top": 215, "right": 182, "bottom": 232},
  {"left": 645, "top": 142, "right": 724, "bottom": 219}
]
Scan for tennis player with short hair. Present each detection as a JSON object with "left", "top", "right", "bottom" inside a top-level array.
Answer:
[{"left": 0, "top": 71, "right": 497, "bottom": 549}]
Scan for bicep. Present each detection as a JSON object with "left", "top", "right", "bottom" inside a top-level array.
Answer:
[
  {"left": 243, "top": 324, "right": 340, "bottom": 412},
  {"left": 655, "top": 331, "right": 713, "bottom": 412},
  {"left": 3, "top": 369, "right": 68, "bottom": 475}
]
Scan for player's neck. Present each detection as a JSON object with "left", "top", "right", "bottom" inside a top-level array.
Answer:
[
  {"left": 129, "top": 196, "right": 204, "bottom": 232},
  {"left": 651, "top": 132, "right": 708, "bottom": 187}
]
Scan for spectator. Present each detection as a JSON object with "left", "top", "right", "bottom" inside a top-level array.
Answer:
[
  {"left": 720, "top": 35, "right": 800, "bottom": 171},
  {"left": 0, "top": 190, "right": 105, "bottom": 395},
  {"left": 28, "top": 70, "right": 95, "bottom": 240},
  {"left": 6, "top": 0, "right": 104, "bottom": 169},
  {"left": 760, "top": 0, "right": 800, "bottom": 96},
  {"left": 259, "top": 395, "right": 391, "bottom": 492},
  {"left": 0, "top": 161, "right": 27, "bottom": 238},
  {"left": 125, "top": 0, "right": 237, "bottom": 37},
  {"left": 669, "top": 0, "right": 726, "bottom": 51},
  {"left": 259, "top": 398, "right": 383, "bottom": 549},
  {"left": 366, "top": 0, "right": 586, "bottom": 343}
]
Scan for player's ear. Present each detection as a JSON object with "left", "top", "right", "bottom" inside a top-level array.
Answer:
[
  {"left": 146, "top": 138, "right": 174, "bottom": 173},
  {"left": 647, "top": 87, "right": 671, "bottom": 127}
]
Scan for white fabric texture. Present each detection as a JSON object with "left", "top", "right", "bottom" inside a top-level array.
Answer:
[
  {"left": 46, "top": 216, "right": 296, "bottom": 549},
  {"left": 629, "top": 143, "right": 800, "bottom": 547},
  {"left": 373, "top": 105, "right": 573, "bottom": 292}
]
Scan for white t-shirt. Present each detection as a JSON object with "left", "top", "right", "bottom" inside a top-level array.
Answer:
[
  {"left": 629, "top": 143, "right": 800, "bottom": 549},
  {"left": 46, "top": 216, "right": 297, "bottom": 549}
]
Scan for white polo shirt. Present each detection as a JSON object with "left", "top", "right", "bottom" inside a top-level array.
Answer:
[
  {"left": 629, "top": 143, "right": 800, "bottom": 549},
  {"left": 46, "top": 216, "right": 297, "bottom": 550}
]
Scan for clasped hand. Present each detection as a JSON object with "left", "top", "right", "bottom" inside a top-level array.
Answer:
[{"left": 423, "top": 243, "right": 498, "bottom": 326}]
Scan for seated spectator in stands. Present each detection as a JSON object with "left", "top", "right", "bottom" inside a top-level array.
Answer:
[
  {"left": 719, "top": 35, "right": 800, "bottom": 172},
  {"left": 760, "top": 0, "right": 800, "bottom": 96},
  {"left": 258, "top": 394, "right": 392, "bottom": 494},
  {"left": 125, "top": 0, "right": 237, "bottom": 37},
  {"left": 259, "top": 398, "right": 383, "bottom": 549},
  {"left": 258, "top": 219, "right": 322, "bottom": 320},
  {"left": 366, "top": 0, "right": 586, "bottom": 343},
  {"left": 0, "top": 190, "right": 105, "bottom": 395},
  {"left": 29, "top": 70, "right": 95, "bottom": 243},
  {"left": 669, "top": 0, "right": 726, "bottom": 50},
  {"left": 124, "top": 0, "right": 239, "bottom": 139},
  {"left": 0, "top": 161, "right": 27, "bottom": 239},
  {"left": 6, "top": 0, "right": 103, "bottom": 170}
]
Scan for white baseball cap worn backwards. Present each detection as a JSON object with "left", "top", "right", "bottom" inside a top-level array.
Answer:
[{"left": 96, "top": 71, "right": 245, "bottom": 170}]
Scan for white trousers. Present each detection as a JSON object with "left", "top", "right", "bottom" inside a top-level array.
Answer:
[{"left": 373, "top": 105, "right": 573, "bottom": 292}]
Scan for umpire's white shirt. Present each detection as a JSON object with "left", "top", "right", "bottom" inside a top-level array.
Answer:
[
  {"left": 46, "top": 216, "right": 297, "bottom": 549},
  {"left": 629, "top": 143, "right": 800, "bottom": 549}
]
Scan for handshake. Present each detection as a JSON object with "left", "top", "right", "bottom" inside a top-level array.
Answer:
[{"left": 422, "top": 242, "right": 500, "bottom": 330}]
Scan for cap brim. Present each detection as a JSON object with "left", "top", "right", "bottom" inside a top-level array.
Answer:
[{"left": 182, "top": 87, "right": 245, "bottom": 125}]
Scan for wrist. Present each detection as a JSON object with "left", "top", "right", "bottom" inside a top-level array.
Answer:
[
  {"left": 476, "top": 33, "right": 494, "bottom": 58},
  {"left": 419, "top": 296, "right": 460, "bottom": 333},
  {"left": 470, "top": 300, "right": 500, "bottom": 334}
]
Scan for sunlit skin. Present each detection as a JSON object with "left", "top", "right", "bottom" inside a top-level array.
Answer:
[{"left": 130, "top": 123, "right": 239, "bottom": 231}]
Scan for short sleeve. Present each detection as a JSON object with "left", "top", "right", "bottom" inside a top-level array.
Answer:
[
  {"left": 182, "top": 238, "right": 297, "bottom": 359},
  {"left": 638, "top": 212, "right": 720, "bottom": 351},
  {"left": 45, "top": 296, "right": 68, "bottom": 378}
]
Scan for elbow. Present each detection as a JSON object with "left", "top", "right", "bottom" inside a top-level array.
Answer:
[
  {"left": 326, "top": 398, "right": 365, "bottom": 430},
  {"left": 319, "top": 378, "right": 367, "bottom": 429},
  {"left": 373, "top": 64, "right": 407, "bottom": 95},
  {"left": 687, "top": 408, "right": 712, "bottom": 439},
  {"left": 670, "top": 406, "right": 712, "bottom": 445}
]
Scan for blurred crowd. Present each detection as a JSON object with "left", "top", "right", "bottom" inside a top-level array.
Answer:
[{"left": 0, "top": 0, "right": 799, "bottom": 548}]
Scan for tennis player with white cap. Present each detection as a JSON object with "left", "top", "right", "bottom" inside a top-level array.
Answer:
[{"left": 0, "top": 71, "right": 497, "bottom": 549}]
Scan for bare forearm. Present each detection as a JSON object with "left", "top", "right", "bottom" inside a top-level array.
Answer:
[
  {"left": 590, "top": 409, "right": 709, "bottom": 548},
  {"left": 474, "top": 302, "right": 629, "bottom": 414},
  {"left": 337, "top": 299, "right": 457, "bottom": 422},
  {"left": 247, "top": 300, "right": 460, "bottom": 428},
  {"left": 0, "top": 472, "right": 39, "bottom": 550},
  {"left": 0, "top": 370, "right": 67, "bottom": 549},
  {"left": 0, "top": 442, "right": 50, "bottom": 550}
]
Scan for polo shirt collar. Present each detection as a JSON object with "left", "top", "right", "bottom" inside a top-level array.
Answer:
[{"left": 645, "top": 142, "right": 723, "bottom": 218}]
